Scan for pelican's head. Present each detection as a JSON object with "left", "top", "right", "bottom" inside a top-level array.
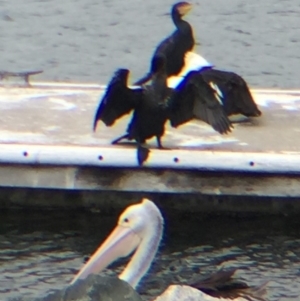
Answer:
[
  {"left": 117, "top": 198, "right": 161, "bottom": 244},
  {"left": 71, "top": 199, "right": 164, "bottom": 288}
]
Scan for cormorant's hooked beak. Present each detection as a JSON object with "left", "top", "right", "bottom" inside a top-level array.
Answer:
[
  {"left": 70, "top": 224, "right": 140, "bottom": 285},
  {"left": 177, "top": 2, "right": 192, "bottom": 16}
]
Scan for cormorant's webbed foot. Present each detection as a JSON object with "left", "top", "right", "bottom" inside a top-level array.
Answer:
[
  {"left": 156, "top": 136, "right": 164, "bottom": 149},
  {"left": 111, "top": 134, "right": 129, "bottom": 145},
  {"left": 156, "top": 136, "right": 172, "bottom": 149}
]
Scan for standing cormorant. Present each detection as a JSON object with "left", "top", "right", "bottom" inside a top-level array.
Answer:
[
  {"left": 134, "top": 2, "right": 261, "bottom": 119},
  {"left": 94, "top": 55, "right": 233, "bottom": 165},
  {"left": 134, "top": 2, "right": 199, "bottom": 86}
]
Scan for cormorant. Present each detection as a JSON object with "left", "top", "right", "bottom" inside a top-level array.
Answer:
[
  {"left": 134, "top": 2, "right": 197, "bottom": 86},
  {"left": 94, "top": 55, "right": 233, "bottom": 165},
  {"left": 134, "top": 2, "right": 261, "bottom": 119}
]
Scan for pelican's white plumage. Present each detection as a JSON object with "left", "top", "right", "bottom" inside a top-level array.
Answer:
[
  {"left": 71, "top": 199, "right": 163, "bottom": 289},
  {"left": 70, "top": 199, "right": 266, "bottom": 301},
  {"left": 152, "top": 285, "right": 248, "bottom": 301}
]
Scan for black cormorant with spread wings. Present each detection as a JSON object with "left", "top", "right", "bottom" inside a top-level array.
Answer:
[{"left": 94, "top": 55, "right": 233, "bottom": 165}]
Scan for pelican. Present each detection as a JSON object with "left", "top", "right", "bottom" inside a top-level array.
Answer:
[{"left": 70, "top": 199, "right": 267, "bottom": 301}]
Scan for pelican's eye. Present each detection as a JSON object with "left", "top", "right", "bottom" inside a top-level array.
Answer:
[{"left": 124, "top": 218, "right": 129, "bottom": 223}]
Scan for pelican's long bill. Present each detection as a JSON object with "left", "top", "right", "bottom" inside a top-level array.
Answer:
[
  {"left": 70, "top": 199, "right": 164, "bottom": 288},
  {"left": 70, "top": 222, "right": 140, "bottom": 285}
]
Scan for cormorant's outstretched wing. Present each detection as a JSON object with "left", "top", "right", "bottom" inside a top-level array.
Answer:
[
  {"left": 93, "top": 69, "right": 142, "bottom": 131},
  {"left": 200, "top": 69, "right": 262, "bottom": 117},
  {"left": 187, "top": 269, "right": 268, "bottom": 301},
  {"left": 169, "top": 71, "right": 233, "bottom": 134}
]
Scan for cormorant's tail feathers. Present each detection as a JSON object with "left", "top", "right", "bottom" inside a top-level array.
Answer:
[
  {"left": 111, "top": 134, "right": 130, "bottom": 145},
  {"left": 137, "top": 145, "right": 150, "bottom": 166}
]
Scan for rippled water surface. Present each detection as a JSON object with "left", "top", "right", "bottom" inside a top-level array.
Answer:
[
  {"left": 1, "top": 208, "right": 300, "bottom": 300},
  {"left": 0, "top": 0, "right": 300, "bottom": 88}
]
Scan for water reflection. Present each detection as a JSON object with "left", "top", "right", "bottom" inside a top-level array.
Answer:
[{"left": 0, "top": 209, "right": 299, "bottom": 300}]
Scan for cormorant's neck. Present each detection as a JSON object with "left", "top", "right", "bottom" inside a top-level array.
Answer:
[
  {"left": 172, "top": 12, "right": 190, "bottom": 31},
  {"left": 119, "top": 210, "right": 164, "bottom": 289}
]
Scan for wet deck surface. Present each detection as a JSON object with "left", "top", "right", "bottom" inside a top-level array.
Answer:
[
  {"left": 0, "top": 85, "right": 299, "bottom": 198},
  {"left": 0, "top": 85, "right": 299, "bottom": 153}
]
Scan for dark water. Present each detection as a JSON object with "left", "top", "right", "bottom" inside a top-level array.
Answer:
[
  {"left": 1, "top": 208, "right": 300, "bottom": 300},
  {"left": 0, "top": 0, "right": 300, "bottom": 88}
]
